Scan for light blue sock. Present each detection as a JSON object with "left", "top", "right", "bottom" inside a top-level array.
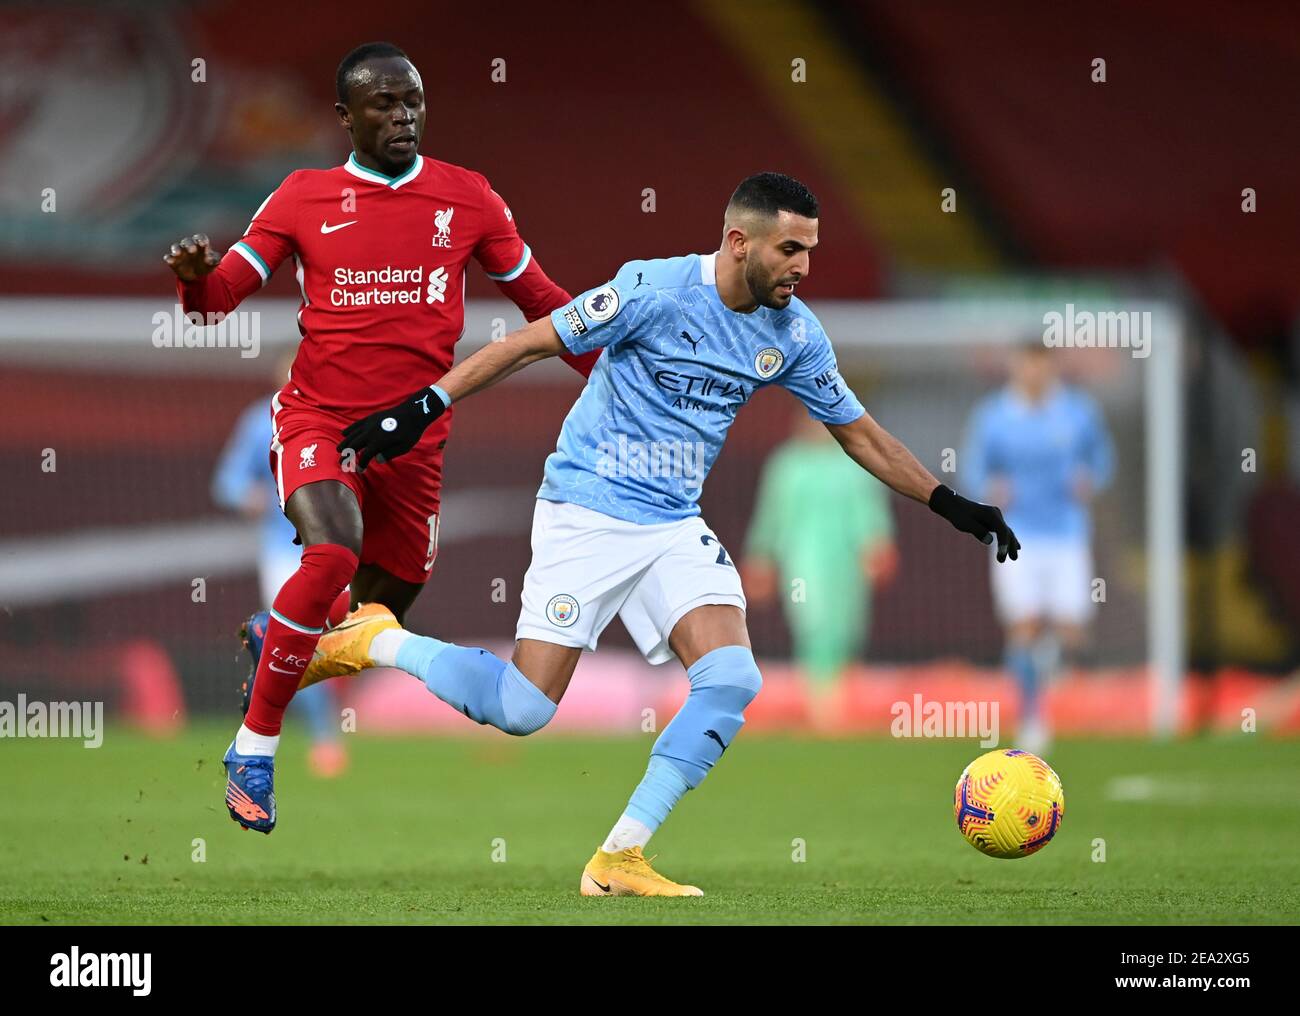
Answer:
[
  {"left": 646, "top": 644, "right": 763, "bottom": 793},
  {"left": 624, "top": 756, "right": 693, "bottom": 830},
  {"left": 395, "top": 636, "right": 556, "bottom": 736},
  {"left": 1007, "top": 643, "right": 1040, "bottom": 722}
]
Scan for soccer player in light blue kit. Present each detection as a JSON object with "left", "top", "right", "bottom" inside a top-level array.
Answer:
[
  {"left": 962, "top": 342, "right": 1114, "bottom": 754},
  {"left": 316, "top": 174, "right": 1020, "bottom": 895}
]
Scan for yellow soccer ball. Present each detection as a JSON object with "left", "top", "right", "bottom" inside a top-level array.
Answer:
[{"left": 954, "top": 749, "right": 1064, "bottom": 859}]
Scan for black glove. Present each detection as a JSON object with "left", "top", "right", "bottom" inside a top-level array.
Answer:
[
  {"left": 337, "top": 387, "right": 446, "bottom": 472},
  {"left": 929, "top": 484, "right": 1021, "bottom": 563}
]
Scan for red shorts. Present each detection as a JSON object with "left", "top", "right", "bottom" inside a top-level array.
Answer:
[{"left": 269, "top": 385, "right": 447, "bottom": 584}]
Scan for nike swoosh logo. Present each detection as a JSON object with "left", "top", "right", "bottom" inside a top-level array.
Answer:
[
  {"left": 331, "top": 615, "right": 379, "bottom": 634},
  {"left": 588, "top": 876, "right": 611, "bottom": 893},
  {"left": 268, "top": 663, "right": 298, "bottom": 674},
  {"left": 320, "top": 221, "right": 358, "bottom": 234}
]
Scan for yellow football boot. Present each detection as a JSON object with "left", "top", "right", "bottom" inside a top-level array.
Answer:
[
  {"left": 579, "top": 845, "right": 704, "bottom": 897},
  {"left": 299, "top": 603, "right": 400, "bottom": 689}
]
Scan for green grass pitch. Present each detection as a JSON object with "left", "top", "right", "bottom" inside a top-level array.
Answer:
[{"left": 4, "top": 724, "right": 1298, "bottom": 924}]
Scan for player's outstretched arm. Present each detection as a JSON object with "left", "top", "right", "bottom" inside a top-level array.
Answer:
[
  {"left": 443, "top": 315, "right": 567, "bottom": 400},
  {"left": 825, "top": 412, "right": 1020, "bottom": 563},
  {"left": 336, "top": 316, "right": 565, "bottom": 472},
  {"left": 164, "top": 232, "right": 261, "bottom": 316},
  {"left": 471, "top": 178, "right": 601, "bottom": 380},
  {"left": 492, "top": 266, "right": 601, "bottom": 379}
]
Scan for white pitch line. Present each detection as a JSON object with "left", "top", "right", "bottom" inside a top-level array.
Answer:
[{"left": 1105, "top": 775, "right": 1299, "bottom": 806}]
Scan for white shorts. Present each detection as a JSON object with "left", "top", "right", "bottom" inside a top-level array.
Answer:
[
  {"left": 991, "top": 538, "right": 1095, "bottom": 626},
  {"left": 516, "top": 499, "right": 747, "bottom": 665}
]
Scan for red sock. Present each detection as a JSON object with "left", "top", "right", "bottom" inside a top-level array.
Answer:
[
  {"left": 244, "top": 543, "right": 358, "bottom": 736},
  {"left": 327, "top": 588, "right": 351, "bottom": 628}
]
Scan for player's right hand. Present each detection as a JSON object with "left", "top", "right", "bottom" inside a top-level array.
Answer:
[
  {"left": 164, "top": 233, "right": 220, "bottom": 281},
  {"left": 337, "top": 387, "right": 447, "bottom": 472}
]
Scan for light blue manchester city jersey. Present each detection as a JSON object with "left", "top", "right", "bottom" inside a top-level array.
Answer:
[
  {"left": 961, "top": 384, "right": 1115, "bottom": 540},
  {"left": 539, "top": 252, "right": 866, "bottom": 524}
]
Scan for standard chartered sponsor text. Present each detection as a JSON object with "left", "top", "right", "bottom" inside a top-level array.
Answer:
[{"left": 332, "top": 265, "right": 428, "bottom": 306}]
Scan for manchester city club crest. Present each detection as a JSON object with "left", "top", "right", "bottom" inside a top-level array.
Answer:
[
  {"left": 582, "top": 286, "right": 621, "bottom": 322},
  {"left": 754, "top": 346, "right": 784, "bottom": 379},
  {"left": 546, "top": 593, "right": 580, "bottom": 628}
]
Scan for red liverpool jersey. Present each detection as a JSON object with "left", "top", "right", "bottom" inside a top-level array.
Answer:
[{"left": 177, "top": 152, "right": 597, "bottom": 415}]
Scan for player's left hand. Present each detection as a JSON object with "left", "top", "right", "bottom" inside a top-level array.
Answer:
[
  {"left": 928, "top": 484, "right": 1020, "bottom": 563},
  {"left": 337, "top": 387, "right": 446, "bottom": 472}
]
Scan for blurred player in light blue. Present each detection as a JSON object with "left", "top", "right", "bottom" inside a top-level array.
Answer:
[
  {"left": 212, "top": 357, "right": 348, "bottom": 777},
  {"left": 962, "top": 342, "right": 1115, "bottom": 754},
  {"left": 315, "top": 173, "right": 1018, "bottom": 895}
]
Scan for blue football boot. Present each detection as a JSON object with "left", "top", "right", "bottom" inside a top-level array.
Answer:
[{"left": 223, "top": 741, "right": 276, "bottom": 833}]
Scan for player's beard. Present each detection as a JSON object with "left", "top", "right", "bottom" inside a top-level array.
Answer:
[{"left": 744, "top": 255, "right": 794, "bottom": 310}]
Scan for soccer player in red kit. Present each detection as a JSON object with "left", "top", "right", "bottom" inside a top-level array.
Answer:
[{"left": 164, "top": 42, "right": 597, "bottom": 833}]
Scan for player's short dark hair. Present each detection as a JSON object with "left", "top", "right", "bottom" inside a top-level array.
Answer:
[
  {"left": 336, "top": 42, "right": 410, "bottom": 104},
  {"left": 726, "top": 172, "right": 819, "bottom": 221}
]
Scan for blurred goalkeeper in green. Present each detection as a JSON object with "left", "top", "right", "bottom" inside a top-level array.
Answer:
[{"left": 743, "top": 412, "right": 898, "bottom": 728}]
